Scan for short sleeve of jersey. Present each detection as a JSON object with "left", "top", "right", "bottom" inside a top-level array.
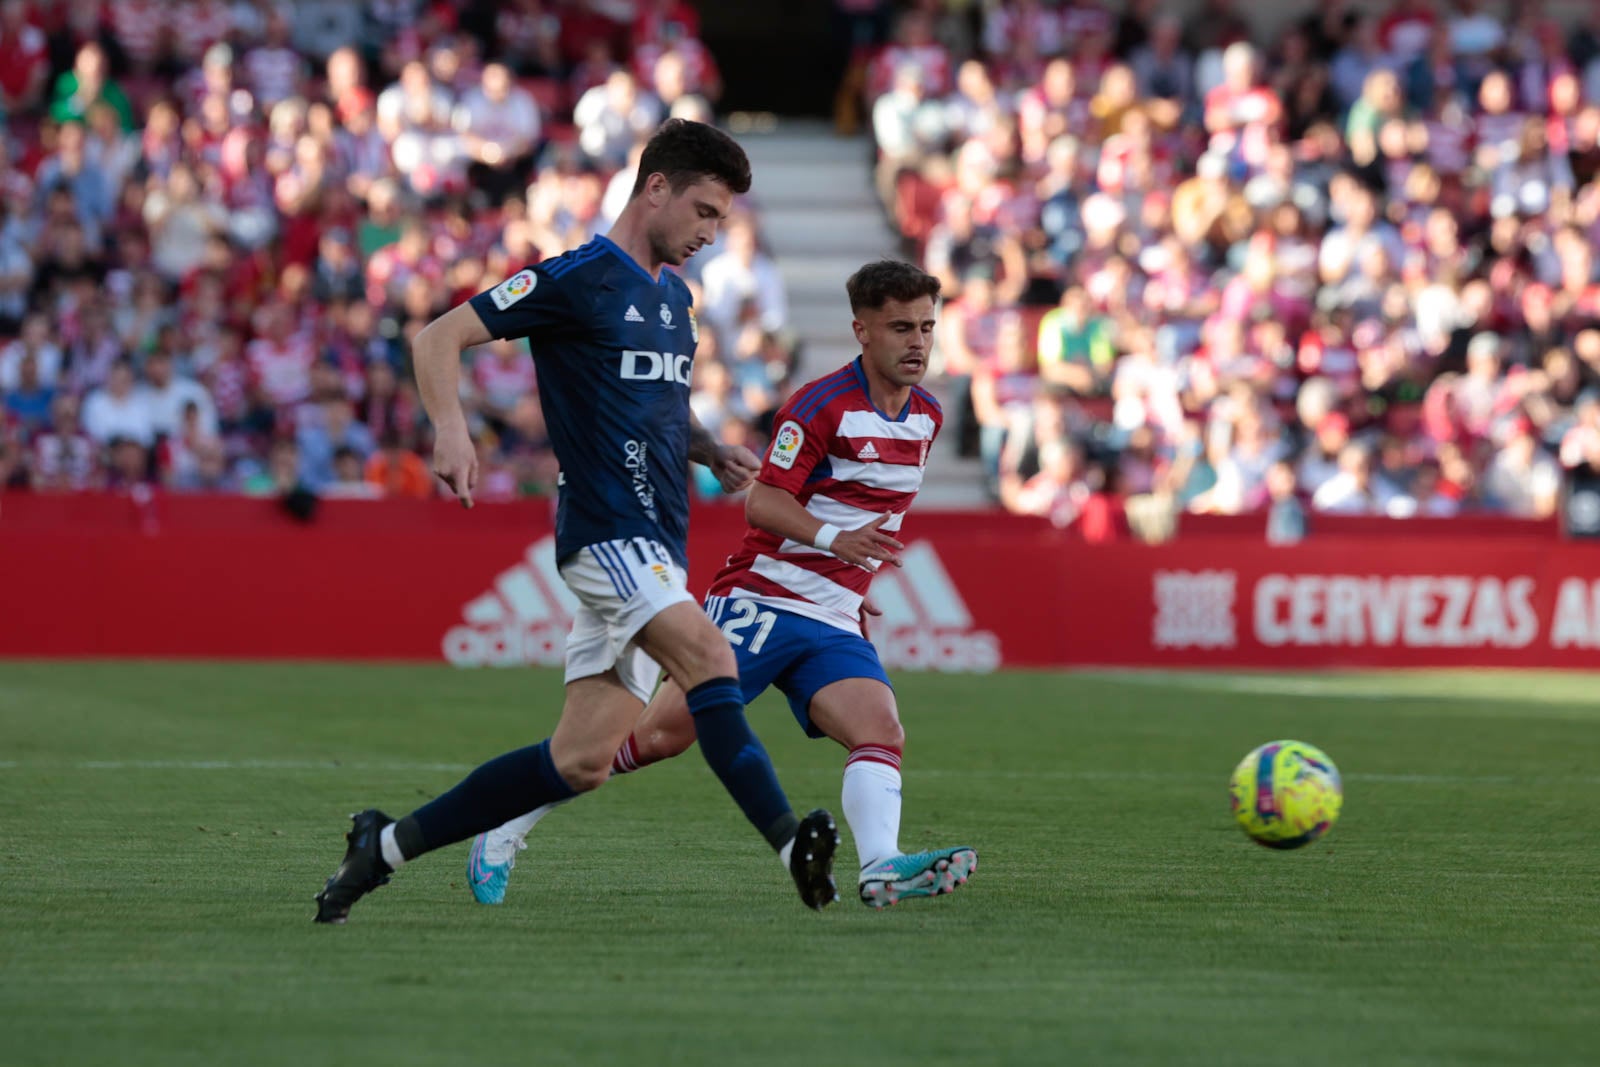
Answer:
[
  {"left": 757, "top": 401, "right": 833, "bottom": 495},
  {"left": 467, "top": 265, "right": 580, "bottom": 341}
]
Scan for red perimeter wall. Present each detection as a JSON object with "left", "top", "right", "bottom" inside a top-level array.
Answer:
[{"left": 4, "top": 493, "right": 1600, "bottom": 671}]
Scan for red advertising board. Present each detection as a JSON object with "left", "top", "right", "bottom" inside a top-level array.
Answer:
[{"left": 5, "top": 493, "right": 1600, "bottom": 670}]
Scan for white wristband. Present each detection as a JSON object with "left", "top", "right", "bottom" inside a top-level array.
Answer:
[{"left": 813, "top": 524, "right": 841, "bottom": 552}]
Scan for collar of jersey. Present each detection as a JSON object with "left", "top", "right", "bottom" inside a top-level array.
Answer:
[
  {"left": 852, "top": 356, "right": 911, "bottom": 422},
  {"left": 596, "top": 234, "right": 670, "bottom": 287}
]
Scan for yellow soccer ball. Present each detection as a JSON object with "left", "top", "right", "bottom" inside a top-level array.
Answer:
[{"left": 1229, "top": 741, "right": 1343, "bottom": 849}]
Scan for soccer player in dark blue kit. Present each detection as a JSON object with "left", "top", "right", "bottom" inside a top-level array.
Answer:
[{"left": 313, "top": 119, "right": 840, "bottom": 922}]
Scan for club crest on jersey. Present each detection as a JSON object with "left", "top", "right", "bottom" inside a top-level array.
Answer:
[
  {"left": 770, "top": 420, "right": 804, "bottom": 470},
  {"left": 660, "top": 304, "right": 673, "bottom": 327},
  {"left": 489, "top": 269, "right": 536, "bottom": 310}
]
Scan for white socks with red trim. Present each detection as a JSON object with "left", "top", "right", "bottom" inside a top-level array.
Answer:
[{"left": 842, "top": 743, "right": 903, "bottom": 873}]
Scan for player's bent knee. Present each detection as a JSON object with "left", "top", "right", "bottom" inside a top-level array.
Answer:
[
  {"left": 553, "top": 752, "right": 613, "bottom": 793},
  {"left": 810, "top": 680, "right": 903, "bottom": 750},
  {"left": 850, "top": 710, "right": 904, "bottom": 750},
  {"left": 553, "top": 742, "right": 620, "bottom": 793}
]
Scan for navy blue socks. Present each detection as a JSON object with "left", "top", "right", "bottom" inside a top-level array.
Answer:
[
  {"left": 395, "top": 739, "right": 576, "bottom": 860},
  {"left": 686, "top": 677, "right": 799, "bottom": 850}
]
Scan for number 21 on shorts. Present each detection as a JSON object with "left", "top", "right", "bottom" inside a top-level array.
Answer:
[{"left": 720, "top": 600, "right": 777, "bottom": 653}]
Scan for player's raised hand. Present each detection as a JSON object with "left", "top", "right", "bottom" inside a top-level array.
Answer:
[
  {"left": 432, "top": 423, "right": 479, "bottom": 509},
  {"left": 711, "top": 443, "right": 762, "bottom": 493},
  {"left": 829, "top": 514, "right": 903, "bottom": 569}
]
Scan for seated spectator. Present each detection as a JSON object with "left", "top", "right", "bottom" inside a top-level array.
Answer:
[
  {"left": 455, "top": 62, "right": 542, "bottom": 202},
  {"left": 1204, "top": 42, "right": 1281, "bottom": 173},
  {"left": 297, "top": 394, "right": 376, "bottom": 492},
  {"left": 1297, "top": 410, "right": 1353, "bottom": 496},
  {"left": 573, "top": 70, "right": 661, "bottom": 170},
  {"left": 1130, "top": 14, "right": 1195, "bottom": 107},
  {"left": 1036, "top": 286, "right": 1115, "bottom": 395},
  {"left": 106, "top": 436, "right": 154, "bottom": 490},
  {"left": 471, "top": 337, "right": 538, "bottom": 435},
  {"left": 163, "top": 401, "right": 231, "bottom": 492},
  {"left": 365, "top": 428, "right": 434, "bottom": 499},
  {"left": 378, "top": 60, "right": 462, "bottom": 197},
  {"left": 1312, "top": 441, "right": 1415, "bottom": 515},
  {"left": 246, "top": 301, "right": 318, "bottom": 412},
  {"left": 143, "top": 164, "right": 228, "bottom": 282},
  {"left": 35, "top": 122, "right": 113, "bottom": 237},
  {"left": 83, "top": 359, "right": 155, "bottom": 448},
  {"left": 699, "top": 216, "right": 788, "bottom": 343},
  {"left": 49, "top": 42, "right": 134, "bottom": 131},
  {"left": 1478, "top": 415, "right": 1555, "bottom": 518},
  {"left": 999, "top": 437, "right": 1093, "bottom": 527},
  {"left": 244, "top": 11, "right": 308, "bottom": 112},
  {"left": 0, "top": 0, "right": 49, "bottom": 118},
  {"left": 0, "top": 313, "right": 62, "bottom": 392},
  {"left": 872, "top": 65, "right": 946, "bottom": 209},
  {"left": 869, "top": 8, "right": 952, "bottom": 102},
  {"left": 31, "top": 393, "right": 100, "bottom": 491},
  {"left": 242, "top": 437, "right": 304, "bottom": 497},
  {"left": 2, "top": 349, "right": 53, "bottom": 435},
  {"left": 1264, "top": 459, "right": 1308, "bottom": 543},
  {"left": 972, "top": 313, "right": 1040, "bottom": 489},
  {"left": 321, "top": 445, "right": 383, "bottom": 499},
  {"left": 143, "top": 349, "right": 211, "bottom": 436}
]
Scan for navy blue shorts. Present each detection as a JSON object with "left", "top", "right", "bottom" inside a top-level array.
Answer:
[{"left": 703, "top": 595, "right": 892, "bottom": 738}]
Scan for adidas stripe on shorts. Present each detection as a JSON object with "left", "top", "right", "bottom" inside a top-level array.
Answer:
[{"left": 558, "top": 537, "right": 695, "bottom": 702}]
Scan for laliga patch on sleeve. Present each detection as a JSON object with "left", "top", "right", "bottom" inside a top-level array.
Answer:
[
  {"left": 489, "top": 269, "right": 537, "bottom": 310},
  {"left": 770, "top": 420, "right": 804, "bottom": 469}
]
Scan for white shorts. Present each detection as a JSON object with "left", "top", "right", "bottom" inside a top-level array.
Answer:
[{"left": 558, "top": 537, "right": 695, "bottom": 703}]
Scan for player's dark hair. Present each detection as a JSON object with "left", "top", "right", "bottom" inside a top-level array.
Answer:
[
  {"left": 630, "top": 119, "right": 752, "bottom": 197},
  {"left": 845, "top": 259, "right": 942, "bottom": 314}
]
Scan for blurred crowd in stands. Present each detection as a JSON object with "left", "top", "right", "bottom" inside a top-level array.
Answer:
[
  {"left": 11, "top": 0, "right": 1600, "bottom": 533},
  {"left": 858, "top": 0, "right": 1600, "bottom": 532},
  {"left": 0, "top": 0, "right": 799, "bottom": 501}
]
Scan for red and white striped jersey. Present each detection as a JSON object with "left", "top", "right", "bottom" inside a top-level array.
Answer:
[
  {"left": 171, "top": 0, "right": 233, "bottom": 63},
  {"left": 707, "top": 359, "right": 942, "bottom": 636},
  {"left": 108, "top": 0, "right": 167, "bottom": 65}
]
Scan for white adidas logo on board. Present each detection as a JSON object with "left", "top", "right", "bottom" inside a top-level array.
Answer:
[
  {"left": 868, "top": 542, "right": 1000, "bottom": 672},
  {"left": 444, "top": 538, "right": 578, "bottom": 667}
]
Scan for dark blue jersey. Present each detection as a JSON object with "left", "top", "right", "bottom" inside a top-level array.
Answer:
[{"left": 468, "top": 236, "right": 698, "bottom": 567}]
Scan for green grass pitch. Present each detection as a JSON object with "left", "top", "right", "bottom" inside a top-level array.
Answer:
[{"left": 2, "top": 663, "right": 1597, "bottom": 1066}]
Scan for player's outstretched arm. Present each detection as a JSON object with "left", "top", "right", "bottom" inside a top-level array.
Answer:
[
  {"left": 413, "top": 302, "right": 494, "bottom": 508},
  {"left": 746, "top": 482, "right": 902, "bottom": 568},
  {"left": 688, "top": 411, "right": 760, "bottom": 493}
]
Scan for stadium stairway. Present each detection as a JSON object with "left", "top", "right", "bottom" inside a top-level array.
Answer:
[{"left": 740, "top": 119, "right": 990, "bottom": 507}]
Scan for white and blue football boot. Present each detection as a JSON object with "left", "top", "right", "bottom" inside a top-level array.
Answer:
[
  {"left": 466, "top": 827, "right": 528, "bottom": 905},
  {"left": 858, "top": 845, "right": 978, "bottom": 909}
]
